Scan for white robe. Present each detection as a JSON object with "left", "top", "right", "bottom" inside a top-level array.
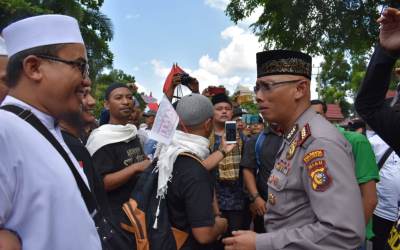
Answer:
[{"left": 0, "top": 96, "right": 101, "bottom": 250}]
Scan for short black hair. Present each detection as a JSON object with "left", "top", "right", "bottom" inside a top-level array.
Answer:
[
  {"left": 310, "top": 99, "right": 327, "bottom": 114},
  {"left": 6, "top": 44, "right": 65, "bottom": 88}
]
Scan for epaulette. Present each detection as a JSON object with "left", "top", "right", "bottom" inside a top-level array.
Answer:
[{"left": 297, "top": 123, "right": 314, "bottom": 148}]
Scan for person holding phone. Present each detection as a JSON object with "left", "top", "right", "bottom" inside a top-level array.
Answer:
[{"left": 208, "top": 93, "right": 251, "bottom": 248}]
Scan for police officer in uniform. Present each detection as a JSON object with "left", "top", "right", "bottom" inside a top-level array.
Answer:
[{"left": 223, "top": 50, "right": 364, "bottom": 250}]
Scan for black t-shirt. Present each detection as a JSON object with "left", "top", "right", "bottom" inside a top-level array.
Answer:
[
  {"left": 240, "top": 128, "right": 282, "bottom": 200},
  {"left": 62, "top": 131, "right": 112, "bottom": 217},
  {"left": 167, "top": 155, "right": 215, "bottom": 250},
  {"left": 92, "top": 136, "right": 145, "bottom": 223}
]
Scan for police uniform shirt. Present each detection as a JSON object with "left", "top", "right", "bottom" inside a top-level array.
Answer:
[
  {"left": 0, "top": 96, "right": 101, "bottom": 250},
  {"left": 256, "top": 107, "right": 364, "bottom": 250}
]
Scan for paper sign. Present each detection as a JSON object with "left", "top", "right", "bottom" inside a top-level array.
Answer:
[{"left": 149, "top": 95, "right": 179, "bottom": 145}]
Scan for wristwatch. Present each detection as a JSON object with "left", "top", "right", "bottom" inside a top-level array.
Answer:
[
  {"left": 249, "top": 192, "right": 260, "bottom": 203},
  {"left": 218, "top": 148, "right": 227, "bottom": 158}
]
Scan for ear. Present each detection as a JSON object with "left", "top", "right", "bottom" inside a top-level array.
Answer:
[
  {"left": 104, "top": 100, "right": 110, "bottom": 110},
  {"left": 204, "top": 118, "right": 213, "bottom": 131},
  {"left": 294, "top": 80, "right": 309, "bottom": 100},
  {"left": 22, "top": 55, "right": 44, "bottom": 82}
]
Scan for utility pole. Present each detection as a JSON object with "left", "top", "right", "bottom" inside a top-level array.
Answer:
[{"left": 312, "top": 64, "right": 322, "bottom": 99}]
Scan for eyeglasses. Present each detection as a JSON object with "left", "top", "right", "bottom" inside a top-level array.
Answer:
[
  {"left": 36, "top": 54, "right": 89, "bottom": 79},
  {"left": 253, "top": 79, "right": 303, "bottom": 93}
]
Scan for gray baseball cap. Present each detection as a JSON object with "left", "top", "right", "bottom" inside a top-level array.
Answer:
[{"left": 176, "top": 94, "right": 214, "bottom": 126}]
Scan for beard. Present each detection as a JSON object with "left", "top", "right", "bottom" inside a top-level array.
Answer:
[{"left": 59, "top": 108, "right": 85, "bottom": 132}]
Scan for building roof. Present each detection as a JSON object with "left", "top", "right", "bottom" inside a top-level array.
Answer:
[{"left": 326, "top": 104, "right": 344, "bottom": 121}]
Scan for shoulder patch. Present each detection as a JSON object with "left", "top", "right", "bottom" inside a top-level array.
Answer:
[
  {"left": 303, "top": 149, "right": 324, "bottom": 164},
  {"left": 306, "top": 160, "right": 332, "bottom": 192},
  {"left": 297, "top": 124, "right": 311, "bottom": 147}
]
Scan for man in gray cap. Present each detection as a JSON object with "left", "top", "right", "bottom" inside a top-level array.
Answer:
[
  {"left": 224, "top": 50, "right": 364, "bottom": 249},
  {"left": 0, "top": 37, "right": 8, "bottom": 104},
  {"left": 154, "top": 93, "right": 228, "bottom": 249},
  {"left": 0, "top": 15, "right": 101, "bottom": 249}
]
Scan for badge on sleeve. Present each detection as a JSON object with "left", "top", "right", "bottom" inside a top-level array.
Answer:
[
  {"left": 303, "top": 149, "right": 324, "bottom": 164},
  {"left": 307, "top": 160, "right": 332, "bottom": 192}
]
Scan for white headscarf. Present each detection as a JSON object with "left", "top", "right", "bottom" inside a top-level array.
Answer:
[{"left": 154, "top": 130, "right": 210, "bottom": 198}]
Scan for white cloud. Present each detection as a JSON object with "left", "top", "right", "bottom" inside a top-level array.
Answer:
[
  {"left": 204, "top": 0, "right": 229, "bottom": 11},
  {"left": 150, "top": 59, "right": 170, "bottom": 79},
  {"left": 134, "top": 81, "right": 147, "bottom": 93},
  {"left": 150, "top": 25, "right": 262, "bottom": 96}
]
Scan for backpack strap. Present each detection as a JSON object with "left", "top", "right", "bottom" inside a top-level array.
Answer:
[
  {"left": 179, "top": 152, "right": 206, "bottom": 168},
  {"left": 255, "top": 132, "right": 266, "bottom": 169},
  {"left": 378, "top": 147, "right": 394, "bottom": 170}
]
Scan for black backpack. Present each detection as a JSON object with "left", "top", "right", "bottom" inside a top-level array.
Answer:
[{"left": 121, "top": 156, "right": 189, "bottom": 250}]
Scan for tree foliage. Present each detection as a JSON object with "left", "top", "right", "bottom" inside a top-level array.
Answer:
[
  {"left": 226, "top": 0, "right": 398, "bottom": 117},
  {"left": 0, "top": 0, "right": 113, "bottom": 82},
  {"left": 226, "top": 0, "right": 384, "bottom": 55}
]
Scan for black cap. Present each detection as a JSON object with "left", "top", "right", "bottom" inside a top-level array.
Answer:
[
  {"left": 104, "top": 83, "right": 130, "bottom": 100},
  {"left": 211, "top": 93, "right": 231, "bottom": 106},
  {"left": 256, "top": 50, "right": 312, "bottom": 79}
]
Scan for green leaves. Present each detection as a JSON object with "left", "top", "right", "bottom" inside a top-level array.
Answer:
[{"left": 226, "top": 0, "right": 389, "bottom": 117}]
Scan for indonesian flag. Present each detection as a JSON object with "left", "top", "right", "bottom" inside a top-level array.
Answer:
[{"left": 162, "top": 63, "right": 185, "bottom": 94}]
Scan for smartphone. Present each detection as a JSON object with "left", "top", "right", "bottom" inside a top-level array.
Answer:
[{"left": 225, "top": 121, "right": 237, "bottom": 144}]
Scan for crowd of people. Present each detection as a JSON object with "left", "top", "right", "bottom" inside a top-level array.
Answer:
[{"left": 1, "top": 7, "right": 400, "bottom": 250}]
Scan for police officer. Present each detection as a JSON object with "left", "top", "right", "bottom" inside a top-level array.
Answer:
[{"left": 223, "top": 50, "right": 364, "bottom": 250}]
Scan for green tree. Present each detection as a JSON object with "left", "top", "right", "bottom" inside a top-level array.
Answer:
[
  {"left": 0, "top": 0, "right": 113, "bottom": 82},
  {"left": 226, "top": 0, "right": 397, "bottom": 117}
]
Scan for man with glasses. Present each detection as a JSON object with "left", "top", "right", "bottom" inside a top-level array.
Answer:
[
  {"left": 224, "top": 50, "right": 364, "bottom": 249},
  {"left": 0, "top": 15, "right": 101, "bottom": 249}
]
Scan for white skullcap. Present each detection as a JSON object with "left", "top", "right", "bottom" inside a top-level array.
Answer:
[
  {"left": 2, "top": 14, "right": 84, "bottom": 57},
  {"left": 0, "top": 37, "right": 7, "bottom": 56}
]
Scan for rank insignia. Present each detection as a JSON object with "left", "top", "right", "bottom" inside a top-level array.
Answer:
[
  {"left": 268, "top": 193, "right": 276, "bottom": 205},
  {"left": 268, "top": 175, "right": 279, "bottom": 187},
  {"left": 307, "top": 160, "right": 331, "bottom": 192},
  {"left": 275, "top": 160, "right": 291, "bottom": 175},
  {"left": 297, "top": 124, "right": 311, "bottom": 147},
  {"left": 303, "top": 149, "right": 324, "bottom": 164},
  {"left": 286, "top": 139, "right": 298, "bottom": 160},
  {"left": 285, "top": 124, "right": 298, "bottom": 142}
]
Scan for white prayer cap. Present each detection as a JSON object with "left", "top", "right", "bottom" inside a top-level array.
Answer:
[
  {"left": 0, "top": 37, "right": 7, "bottom": 56},
  {"left": 2, "top": 14, "right": 84, "bottom": 57}
]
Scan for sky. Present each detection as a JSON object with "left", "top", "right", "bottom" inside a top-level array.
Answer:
[{"left": 101, "top": 0, "right": 321, "bottom": 102}]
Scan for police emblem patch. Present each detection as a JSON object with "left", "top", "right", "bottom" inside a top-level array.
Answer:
[
  {"left": 307, "top": 160, "right": 331, "bottom": 192},
  {"left": 303, "top": 149, "right": 324, "bottom": 164}
]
